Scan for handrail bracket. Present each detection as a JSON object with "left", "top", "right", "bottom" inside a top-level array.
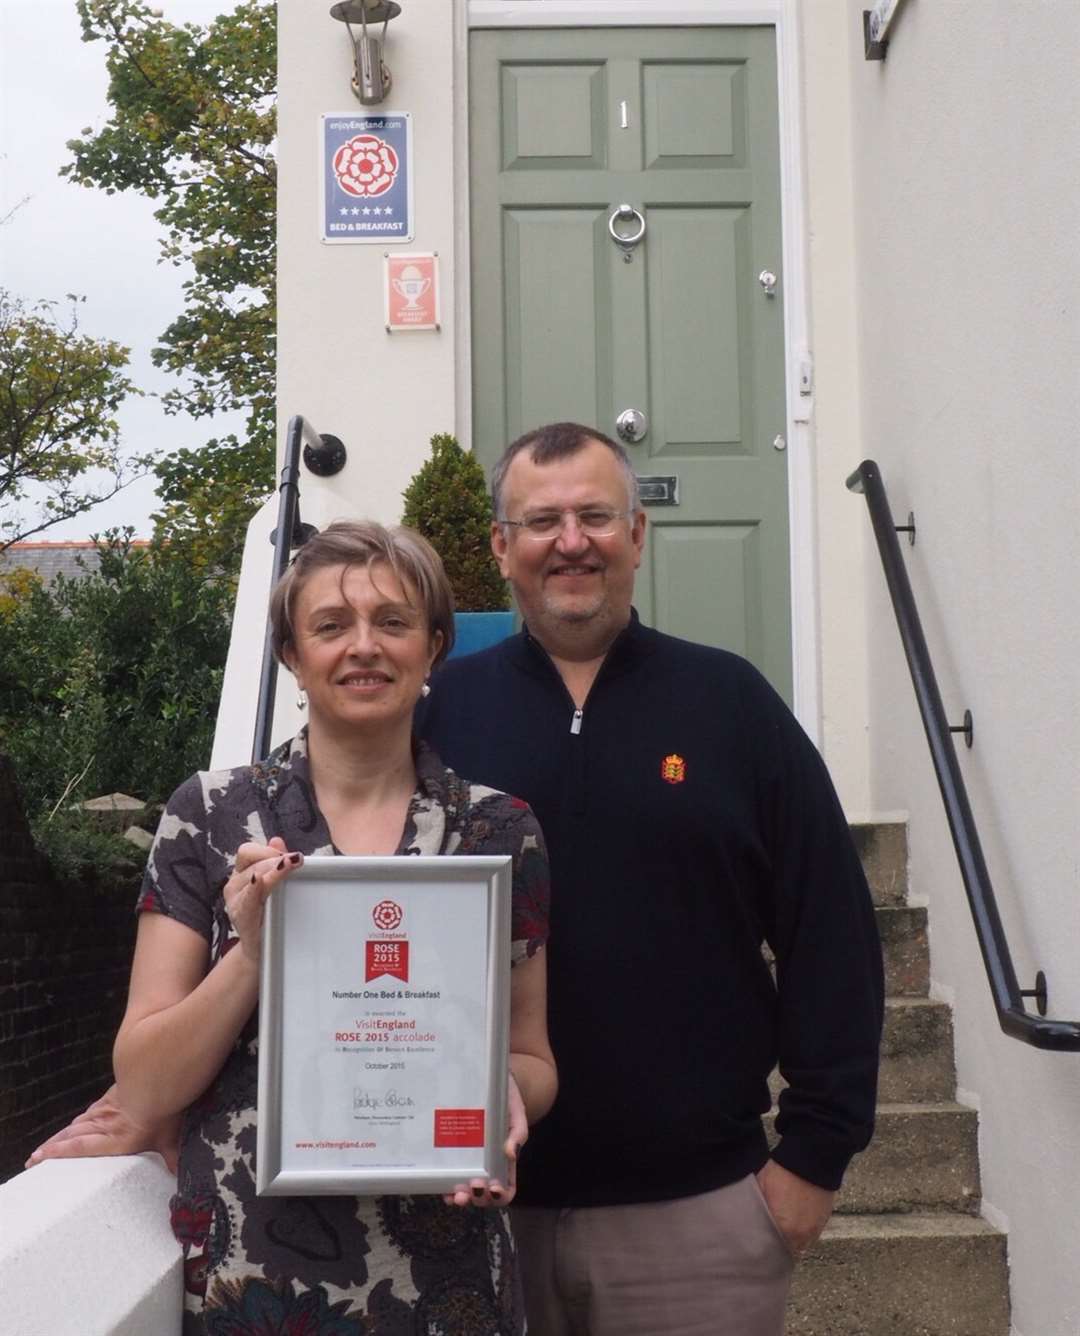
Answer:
[{"left": 252, "top": 416, "right": 349, "bottom": 763}]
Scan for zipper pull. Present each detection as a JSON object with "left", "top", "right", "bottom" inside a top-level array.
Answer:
[{"left": 570, "top": 708, "right": 583, "bottom": 735}]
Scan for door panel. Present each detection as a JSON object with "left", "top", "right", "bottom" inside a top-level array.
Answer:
[
  {"left": 646, "top": 206, "right": 745, "bottom": 452},
  {"left": 650, "top": 523, "right": 763, "bottom": 662},
  {"left": 470, "top": 26, "right": 791, "bottom": 700},
  {"left": 501, "top": 62, "right": 608, "bottom": 170},
  {"left": 503, "top": 209, "right": 611, "bottom": 428},
  {"left": 643, "top": 60, "right": 744, "bottom": 166}
]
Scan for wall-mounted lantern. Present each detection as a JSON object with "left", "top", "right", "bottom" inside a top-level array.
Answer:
[{"left": 330, "top": 1, "right": 401, "bottom": 105}]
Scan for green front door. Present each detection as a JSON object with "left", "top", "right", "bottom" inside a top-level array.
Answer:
[{"left": 469, "top": 26, "right": 792, "bottom": 701}]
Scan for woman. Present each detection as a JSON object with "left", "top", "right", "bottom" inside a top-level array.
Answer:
[{"left": 112, "top": 520, "right": 556, "bottom": 1334}]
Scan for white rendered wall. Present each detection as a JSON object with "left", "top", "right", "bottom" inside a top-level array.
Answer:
[
  {"left": 844, "top": 2, "right": 1080, "bottom": 1331},
  {"left": 277, "top": 0, "right": 462, "bottom": 517},
  {"left": 797, "top": 0, "right": 873, "bottom": 811},
  {"left": 215, "top": 0, "right": 463, "bottom": 765}
]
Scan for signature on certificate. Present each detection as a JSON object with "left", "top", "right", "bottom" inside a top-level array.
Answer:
[{"left": 353, "top": 1087, "right": 416, "bottom": 1112}]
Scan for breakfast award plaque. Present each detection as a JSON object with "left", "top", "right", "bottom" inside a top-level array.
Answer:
[{"left": 256, "top": 855, "right": 511, "bottom": 1196}]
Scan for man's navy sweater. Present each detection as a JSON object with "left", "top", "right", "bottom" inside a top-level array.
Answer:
[{"left": 416, "top": 614, "right": 883, "bottom": 1208}]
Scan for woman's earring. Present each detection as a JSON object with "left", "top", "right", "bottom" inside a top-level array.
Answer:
[
  {"left": 420, "top": 680, "right": 431, "bottom": 698},
  {"left": 296, "top": 689, "right": 308, "bottom": 710}
]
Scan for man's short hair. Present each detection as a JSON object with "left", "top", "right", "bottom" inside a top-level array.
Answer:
[{"left": 491, "top": 422, "right": 641, "bottom": 518}]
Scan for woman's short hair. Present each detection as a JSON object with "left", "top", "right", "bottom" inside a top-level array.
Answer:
[{"left": 269, "top": 520, "right": 455, "bottom": 669}]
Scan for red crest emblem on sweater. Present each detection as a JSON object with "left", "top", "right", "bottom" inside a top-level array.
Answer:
[{"left": 660, "top": 753, "right": 686, "bottom": 784}]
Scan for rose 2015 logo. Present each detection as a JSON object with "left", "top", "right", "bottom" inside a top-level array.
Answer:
[
  {"left": 372, "top": 899, "right": 403, "bottom": 931},
  {"left": 660, "top": 753, "right": 686, "bottom": 784},
  {"left": 367, "top": 899, "right": 407, "bottom": 981},
  {"left": 332, "top": 134, "right": 399, "bottom": 199}
]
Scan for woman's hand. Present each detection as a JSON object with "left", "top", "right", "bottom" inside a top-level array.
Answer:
[
  {"left": 225, "top": 837, "right": 304, "bottom": 966},
  {"left": 443, "top": 1072, "right": 528, "bottom": 1210},
  {"left": 110, "top": 838, "right": 304, "bottom": 1126},
  {"left": 25, "top": 1086, "right": 181, "bottom": 1173},
  {"left": 441, "top": 946, "right": 556, "bottom": 1209}
]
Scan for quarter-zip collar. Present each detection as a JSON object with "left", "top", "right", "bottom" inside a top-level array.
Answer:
[
  {"left": 512, "top": 609, "right": 660, "bottom": 759},
  {"left": 513, "top": 606, "right": 658, "bottom": 689}
]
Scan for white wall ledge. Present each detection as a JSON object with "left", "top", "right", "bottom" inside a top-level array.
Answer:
[{"left": 1, "top": 1156, "right": 182, "bottom": 1336}]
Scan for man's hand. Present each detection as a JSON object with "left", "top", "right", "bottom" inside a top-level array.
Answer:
[
  {"left": 25, "top": 1086, "right": 181, "bottom": 1174},
  {"left": 757, "top": 1159, "right": 835, "bottom": 1257}
]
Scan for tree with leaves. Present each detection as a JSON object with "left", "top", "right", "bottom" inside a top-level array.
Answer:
[
  {"left": 0, "top": 292, "right": 140, "bottom": 550},
  {"left": 63, "top": 0, "right": 277, "bottom": 573},
  {"left": 0, "top": 529, "right": 233, "bottom": 817}
]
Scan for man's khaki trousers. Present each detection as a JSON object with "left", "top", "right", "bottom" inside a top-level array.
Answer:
[{"left": 512, "top": 1173, "right": 794, "bottom": 1336}]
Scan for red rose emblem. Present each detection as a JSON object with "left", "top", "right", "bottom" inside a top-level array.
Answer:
[
  {"left": 332, "top": 134, "right": 399, "bottom": 199},
  {"left": 372, "top": 899, "right": 403, "bottom": 931}
]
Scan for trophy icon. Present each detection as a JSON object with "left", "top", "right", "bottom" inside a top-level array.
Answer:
[{"left": 391, "top": 265, "right": 431, "bottom": 311}]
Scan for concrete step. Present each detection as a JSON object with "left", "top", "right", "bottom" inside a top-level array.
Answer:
[
  {"left": 879, "top": 998, "right": 956, "bottom": 1103},
  {"left": 786, "top": 1212, "right": 1010, "bottom": 1335},
  {"left": 876, "top": 903, "right": 929, "bottom": 997},
  {"left": 835, "top": 1103, "right": 980, "bottom": 1215},
  {"left": 766, "top": 1103, "right": 980, "bottom": 1215},
  {"left": 850, "top": 821, "right": 908, "bottom": 907},
  {"left": 772, "top": 999, "right": 956, "bottom": 1105},
  {"left": 762, "top": 903, "right": 927, "bottom": 998}
]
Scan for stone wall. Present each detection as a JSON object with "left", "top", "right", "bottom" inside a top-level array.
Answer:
[{"left": 0, "top": 756, "right": 136, "bottom": 1180}]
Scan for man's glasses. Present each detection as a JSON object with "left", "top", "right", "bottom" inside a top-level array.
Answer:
[{"left": 498, "top": 507, "right": 633, "bottom": 541}]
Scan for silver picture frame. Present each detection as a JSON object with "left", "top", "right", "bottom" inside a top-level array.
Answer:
[{"left": 256, "top": 855, "right": 511, "bottom": 1196}]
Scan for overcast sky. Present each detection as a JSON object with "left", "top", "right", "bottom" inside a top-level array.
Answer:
[{"left": 1, "top": 0, "right": 246, "bottom": 541}]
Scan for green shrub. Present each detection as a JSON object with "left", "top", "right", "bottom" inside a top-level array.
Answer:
[
  {"left": 0, "top": 529, "right": 233, "bottom": 818},
  {"left": 401, "top": 433, "right": 509, "bottom": 611},
  {"left": 31, "top": 807, "right": 146, "bottom": 894}
]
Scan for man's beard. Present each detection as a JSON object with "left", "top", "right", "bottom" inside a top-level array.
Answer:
[{"left": 540, "top": 587, "right": 607, "bottom": 624}]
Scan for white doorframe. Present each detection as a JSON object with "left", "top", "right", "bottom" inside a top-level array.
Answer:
[{"left": 455, "top": 0, "right": 821, "bottom": 742}]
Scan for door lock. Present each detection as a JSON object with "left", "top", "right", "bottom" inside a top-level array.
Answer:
[{"left": 615, "top": 409, "right": 648, "bottom": 443}]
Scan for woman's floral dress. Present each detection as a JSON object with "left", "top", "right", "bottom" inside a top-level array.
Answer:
[{"left": 136, "top": 731, "right": 550, "bottom": 1335}]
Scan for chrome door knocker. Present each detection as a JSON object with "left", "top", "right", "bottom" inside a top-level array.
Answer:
[{"left": 609, "top": 203, "right": 646, "bottom": 262}]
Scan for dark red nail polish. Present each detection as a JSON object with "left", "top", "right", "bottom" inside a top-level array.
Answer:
[
  {"left": 250, "top": 873, "right": 257, "bottom": 884},
  {"left": 276, "top": 858, "right": 285, "bottom": 870},
  {"left": 289, "top": 852, "right": 301, "bottom": 864}
]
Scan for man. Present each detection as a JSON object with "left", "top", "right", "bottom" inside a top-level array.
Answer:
[
  {"left": 32, "top": 421, "right": 882, "bottom": 1336},
  {"left": 412, "top": 421, "right": 884, "bottom": 1335}
]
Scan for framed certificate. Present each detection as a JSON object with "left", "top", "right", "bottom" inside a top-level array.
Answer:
[{"left": 256, "top": 855, "right": 511, "bottom": 1196}]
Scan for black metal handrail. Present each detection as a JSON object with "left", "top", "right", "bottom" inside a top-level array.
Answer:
[
  {"left": 251, "top": 416, "right": 346, "bottom": 763},
  {"left": 848, "top": 459, "right": 1080, "bottom": 1052}
]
